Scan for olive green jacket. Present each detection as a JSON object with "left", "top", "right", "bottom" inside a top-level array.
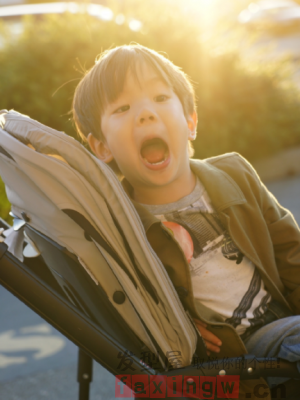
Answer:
[{"left": 125, "top": 152, "right": 300, "bottom": 398}]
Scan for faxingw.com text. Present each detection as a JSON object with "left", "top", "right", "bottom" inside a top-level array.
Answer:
[{"left": 115, "top": 374, "right": 240, "bottom": 398}]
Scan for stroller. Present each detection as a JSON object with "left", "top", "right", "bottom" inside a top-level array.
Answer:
[{"left": 0, "top": 110, "right": 298, "bottom": 400}]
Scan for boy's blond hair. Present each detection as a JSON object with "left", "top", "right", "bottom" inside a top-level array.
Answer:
[{"left": 72, "top": 43, "right": 197, "bottom": 163}]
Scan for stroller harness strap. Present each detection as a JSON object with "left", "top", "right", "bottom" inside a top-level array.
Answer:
[{"left": 0, "top": 110, "right": 197, "bottom": 368}]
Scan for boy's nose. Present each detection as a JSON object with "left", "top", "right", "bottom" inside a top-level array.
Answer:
[
  {"left": 136, "top": 108, "right": 157, "bottom": 126},
  {"left": 140, "top": 115, "right": 155, "bottom": 124}
]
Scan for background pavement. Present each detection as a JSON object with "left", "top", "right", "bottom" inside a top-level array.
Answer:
[
  {"left": 0, "top": 164, "right": 300, "bottom": 400},
  {"left": 0, "top": 286, "right": 116, "bottom": 400}
]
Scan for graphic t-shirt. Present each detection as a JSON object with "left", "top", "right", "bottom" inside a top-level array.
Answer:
[{"left": 142, "top": 179, "right": 271, "bottom": 337}]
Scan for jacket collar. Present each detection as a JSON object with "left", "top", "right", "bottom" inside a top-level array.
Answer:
[
  {"left": 122, "top": 158, "right": 246, "bottom": 231},
  {"left": 189, "top": 159, "right": 246, "bottom": 211}
]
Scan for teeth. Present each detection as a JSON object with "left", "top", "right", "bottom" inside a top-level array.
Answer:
[{"left": 143, "top": 158, "right": 165, "bottom": 165}]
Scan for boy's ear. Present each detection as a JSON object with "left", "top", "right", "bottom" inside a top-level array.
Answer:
[
  {"left": 87, "top": 133, "right": 114, "bottom": 163},
  {"left": 187, "top": 111, "right": 197, "bottom": 141}
]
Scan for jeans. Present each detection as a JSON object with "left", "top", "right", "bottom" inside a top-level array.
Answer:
[{"left": 244, "top": 316, "right": 300, "bottom": 389}]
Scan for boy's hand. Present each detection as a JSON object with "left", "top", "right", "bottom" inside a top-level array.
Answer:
[{"left": 193, "top": 319, "right": 222, "bottom": 356}]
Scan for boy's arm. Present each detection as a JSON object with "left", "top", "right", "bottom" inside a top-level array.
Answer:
[
  {"left": 261, "top": 181, "right": 300, "bottom": 314},
  {"left": 233, "top": 153, "right": 300, "bottom": 314},
  {"left": 214, "top": 153, "right": 300, "bottom": 314}
]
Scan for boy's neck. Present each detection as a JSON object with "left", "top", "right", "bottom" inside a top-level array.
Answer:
[{"left": 132, "top": 170, "right": 196, "bottom": 206}]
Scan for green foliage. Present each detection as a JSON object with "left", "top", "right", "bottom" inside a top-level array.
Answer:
[
  {"left": 0, "top": 1, "right": 300, "bottom": 220},
  {"left": 194, "top": 52, "right": 300, "bottom": 160},
  {"left": 0, "top": 177, "right": 11, "bottom": 222},
  {"left": 0, "top": 12, "right": 141, "bottom": 136}
]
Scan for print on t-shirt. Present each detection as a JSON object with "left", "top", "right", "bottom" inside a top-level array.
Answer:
[
  {"left": 161, "top": 206, "right": 244, "bottom": 266},
  {"left": 148, "top": 185, "right": 271, "bottom": 338}
]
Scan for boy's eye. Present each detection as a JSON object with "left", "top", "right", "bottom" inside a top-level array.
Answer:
[
  {"left": 154, "top": 95, "right": 169, "bottom": 102},
  {"left": 113, "top": 105, "right": 130, "bottom": 114}
]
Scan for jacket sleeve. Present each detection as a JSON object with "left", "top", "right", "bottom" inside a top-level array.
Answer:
[
  {"left": 248, "top": 159, "right": 300, "bottom": 314},
  {"left": 203, "top": 152, "right": 300, "bottom": 313}
]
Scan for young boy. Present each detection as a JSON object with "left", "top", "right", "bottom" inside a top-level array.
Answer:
[{"left": 72, "top": 44, "right": 300, "bottom": 398}]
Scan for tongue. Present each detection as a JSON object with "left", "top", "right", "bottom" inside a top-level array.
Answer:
[{"left": 141, "top": 142, "right": 166, "bottom": 164}]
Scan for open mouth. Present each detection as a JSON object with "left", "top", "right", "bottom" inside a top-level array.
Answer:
[{"left": 140, "top": 138, "right": 169, "bottom": 166}]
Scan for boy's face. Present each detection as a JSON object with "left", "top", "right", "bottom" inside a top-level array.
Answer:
[{"left": 89, "top": 62, "right": 196, "bottom": 200}]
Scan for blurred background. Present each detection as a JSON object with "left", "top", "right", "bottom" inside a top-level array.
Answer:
[
  {"left": 0, "top": 0, "right": 300, "bottom": 221},
  {"left": 1, "top": 1, "right": 300, "bottom": 399}
]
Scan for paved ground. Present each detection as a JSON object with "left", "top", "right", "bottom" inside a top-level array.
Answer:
[
  {"left": 0, "top": 174, "right": 300, "bottom": 400},
  {"left": 0, "top": 286, "right": 116, "bottom": 400}
]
